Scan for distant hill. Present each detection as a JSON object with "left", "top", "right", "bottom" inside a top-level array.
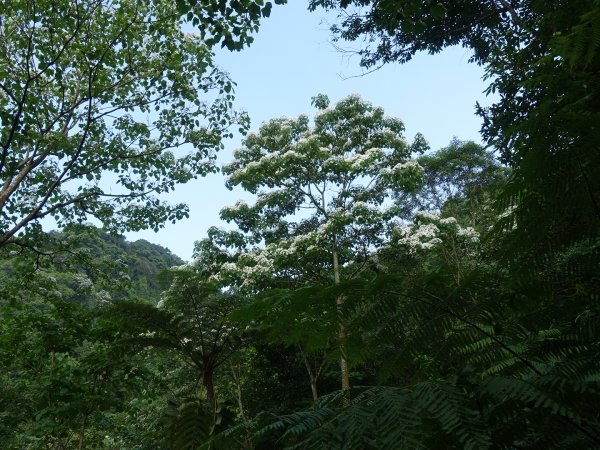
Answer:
[
  {"left": 121, "top": 236, "right": 185, "bottom": 303},
  {"left": 20, "top": 225, "right": 187, "bottom": 305},
  {"left": 73, "top": 227, "right": 185, "bottom": 304}
]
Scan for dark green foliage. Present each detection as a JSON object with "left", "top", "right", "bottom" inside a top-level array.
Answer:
[
  {"left": 240, "top": 343, "right": 327, "bottom": 416},
  {"left": 224, "top": 252, "right": 599, "bottom": 448},
  {"left": 176, "top": 0, "right": 287, "bottom": 51},
  {"left": 308, "top": 0, "right": 519, "bottom": 67},
  {"left": 0, "top": 295, "right": 149, "bottom": 448},
  {"left": 1, "top": 225, "right": 184, "bottom": 306},
  {"left": 0, "top": 225, "right": 188, "bottom": 448},
  {"left": 267, "top": 384, "right": 491, "bottom": 450},
  {"left": 163, "top": 396, "right": 214, "bottom": 450},
  {"left": 415, "top": 139, "right": 508, "bottom": 226},
  {"left": 70, "top": 228, "right": 184, "bottom": 303},
  {"left": 277, "top": 2, "right": 600, "bottom": 447}
]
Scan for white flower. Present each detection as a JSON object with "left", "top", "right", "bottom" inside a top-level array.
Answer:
[
  {"left": 344, "top": 148, "right": 382, "bottom": 169},
  {"left": 397, "top": 223, "right": 442, "bottom": 253},
  {"left": 439, "top": 217, "right": 458, "bottom": 225},
  {"left": 382, "top": 160, "right": 423, "bottom": 175},
  {"left": 415, "top": 210, "right": 441, "bottom": 222},
  {"left": 222, "top": 200, "right": 248, "bottom": 213},
  {"left": 456, "top": 226, "right": 479, "bottom": 241}
]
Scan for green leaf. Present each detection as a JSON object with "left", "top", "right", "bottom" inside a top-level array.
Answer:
[{"left": 430, "top": 3, "right": 445, "bottom": 20}]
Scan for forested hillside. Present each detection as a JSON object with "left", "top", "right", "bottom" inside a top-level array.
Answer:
[
  {"left": 1, "top": 0, "right": 598, "bottom": 449},
  {"left": 1, "top": 226, "right": 183, "bottom": 304},
  {"left": 55, "top": 227, "right": 184, "bottom": 304}
]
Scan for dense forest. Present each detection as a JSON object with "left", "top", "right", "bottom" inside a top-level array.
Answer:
[{"left": 0, "top": 0, "right": 599, "bottom": 449}]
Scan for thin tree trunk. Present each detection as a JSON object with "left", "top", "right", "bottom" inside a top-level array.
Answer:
[
  {"left": 77, "top": 410, "right": 89, "bottom": 450},
  {"left": 230, "top": 363, "right": 247, "bottom": 423},
  {"left": 332, "top": 240, "right": 350, "bottom": 393},
  {"left": 230, "top": 363, "right": 253, "bottom": 450},
  {"left": 300, "top": 344, "right": 329, "bottom": 402},
  {"left": 309, "top": 379, "right": 318, "bottom": 401},
  {"left": 301, "top": 352, "right": 319, "bottom": 401},
  {"left": 202, "top": 369, "right": 217, "bottom": 423}
]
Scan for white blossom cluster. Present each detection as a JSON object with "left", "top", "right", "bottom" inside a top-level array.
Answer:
[
  {"left": 369, "top": 253, "right": 390, "bottom": 273},
  {"left": 138, "top": 331, "right": 156, "bottom": 338},
  {"left": 314, "top": 106, "right": 334, "bottom": 119},
  {"left": 415, "top": 210, "right": 441, "bottom": 222},
  {"left": 316, "top": 209, "right": 354, "bottom": 237},
  {"left": 397, "top": 223, "right": 443, "bottom": 253},
  {"left": 397, "top": 211, "right": 480, "bottom": 254},
  {"left": 439, "top": 217, "right": 458, "bottom": 225},
  {"left": 93, "top": 289, "right": 112, "bottom": 305},
  {"left": 314, "top": 93, "right": 370, "bottom": 118},
  {"left": 381, "top": 159, "right": 423, "bottom": 177},
  {"left": 215, "top": 231, "right": 323, "bottom": 288},
  {"left": 221, "top": 200, "right": 248, "bottom": 214},
  {"left": 281, "top": 149, "right": 302, "bottom": 159},
  {"left": 228, "top": 159, "right": 262, "bottom": 178},
  {"left": 344, "top": 147, "right": 382, "bottom": 170},
  {"left": 72, "top": 273, "right": 94, "bottom": 290},
  {"left": 220, "top": 251, "right": 274, "bottom": 283},
  {"left": 456, "top": 226, "right": 480, "bottom": 240}
]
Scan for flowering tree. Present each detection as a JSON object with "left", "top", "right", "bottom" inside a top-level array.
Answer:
[
  {"left": 206, "top": 94, "right": 427, "bottom": 392},
  {"left": 392, "top": 210, "right": 480, "bottom": 285}
]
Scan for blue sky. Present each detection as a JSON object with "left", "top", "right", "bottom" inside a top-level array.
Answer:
[{"left": 126, "top": 2, "right": 495, "bottom": 261}]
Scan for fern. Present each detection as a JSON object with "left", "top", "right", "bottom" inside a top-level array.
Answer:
[
  {"left": 245, "top": 384, "right": 491, "bottom": 450},
  {"left": 223, "top": 247, "right": 600, "bottom": 448},
  {"left": 163, "top": 396, "right": 213, "bottom": 450},
  {"left": 555, "top": 2, "right": 600, "bottom": 68}
]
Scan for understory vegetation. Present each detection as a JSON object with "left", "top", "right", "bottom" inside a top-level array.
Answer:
[{"left": 1, "top": 0, "right": 598, "bottom": 449}]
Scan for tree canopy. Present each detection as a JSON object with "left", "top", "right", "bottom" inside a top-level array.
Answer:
[
  {"left": 214, "top": 94, "right": 426, "bottom": 287},
  {"left": 309, "top": 0, "right": 600, "bottom": 262},
  {"left": 0, "top": 0, "right": 283, "bottom": 249}
]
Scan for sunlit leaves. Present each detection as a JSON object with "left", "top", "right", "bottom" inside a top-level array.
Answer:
[{"left": 0, "top": 0, "right": 266, "bottom": 247}]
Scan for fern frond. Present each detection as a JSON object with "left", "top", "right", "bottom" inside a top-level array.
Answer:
[{"left": 163, "top": 396, "right": 213, "bottom": 450}]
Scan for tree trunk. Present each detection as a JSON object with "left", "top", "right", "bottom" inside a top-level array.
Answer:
[
  {"left": 302, "top": 353, "right": 319, "bottom": 401},
  {"left": 310, "top": 379, "right": 319, "bottom": 401},
  {"left": 77, "top": 410, "right": 89, "bottom": 450},
  {"left": 300, "top": 344, "right": 329, "bottom": 402},
  {"left": 202, "top": 369, "right": 217, "bottom": 422},
  {"left": 332, "top": 240, "right": 350, "bottom": 393},
  {"left": 230, "top": 363, "right": 247, "bottom": 423}
]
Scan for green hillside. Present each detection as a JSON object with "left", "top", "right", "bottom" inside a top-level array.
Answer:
[{"left": 0, "top": 225, "right": 184, "bottom": 306}]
